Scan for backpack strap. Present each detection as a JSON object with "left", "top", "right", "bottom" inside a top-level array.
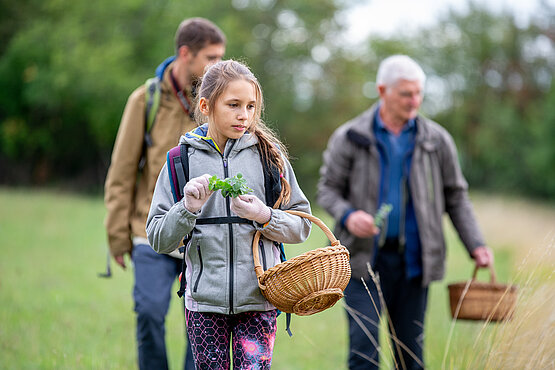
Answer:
[
  {"left": 144, "top": 77, "right": 161, "bottom": 147},
  {"left": 260, "top": 153, "right": 282, "bottom": 208},
  {"left": 259, "top": 150, "right": 286, "bottom": 265},
  {"left": 139, "top": 77, "right": 162, "bottom": 170},
  {"left": 177, "top": 246, "right": 187, "bottom": 298},
  {"left": 167, "top": 144, "right": 189, "bottom": 203},
  {"left": 167, "top": 143, "right": 190, "bottom": 298}
]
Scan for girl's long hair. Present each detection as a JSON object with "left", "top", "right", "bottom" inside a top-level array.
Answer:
[{"left": 194, "top": 60, "right": 291, "bottom": 205}]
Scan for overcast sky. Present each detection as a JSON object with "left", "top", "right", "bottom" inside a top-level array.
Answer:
[{"left": 343, "top": 0, "right": 554, "bottom": 42}]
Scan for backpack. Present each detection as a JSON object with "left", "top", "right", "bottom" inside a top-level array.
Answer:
[
  {"left": 140, "top": 75, "right": 196, "bottom": 170},
  {"left": 167, "top": 142, "right": 293, "bottom": 335}
]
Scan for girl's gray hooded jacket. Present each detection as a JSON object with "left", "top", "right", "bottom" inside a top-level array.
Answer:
[{"left": 146, "top": 125, "right": 311, "bottom": 314}]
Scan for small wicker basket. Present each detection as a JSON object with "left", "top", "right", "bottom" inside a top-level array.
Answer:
[
  {"left": 447, "top": 265, "right": 517, "bottom": 321},
  {"left": 252, "top": 210, "right": 351, "bottom": 316}
]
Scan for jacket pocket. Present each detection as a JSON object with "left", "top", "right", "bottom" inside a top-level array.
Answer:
[{"left": 193, "top": 244, "right": 203, "bottom": 293}]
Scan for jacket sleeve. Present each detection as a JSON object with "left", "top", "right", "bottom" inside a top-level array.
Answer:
[
  {"left": 258, "top": 157, "right": 312, "bottom": 244},
  {"left": 146, "top": 163, "right": 199, "bottom": 254},
  {"left": 103, "top": 88, "right": 145, "bottom": 257},
  {"left": 316, "top": 126, "right": 355, "bottom": 222},
  {"left": 440, "top": 131, "right": 486, "bottom": 252}
]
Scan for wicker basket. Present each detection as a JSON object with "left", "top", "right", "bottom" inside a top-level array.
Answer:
[
  {"left": 447, "top": 265, "right": 517, "bottom": 321},
  {"left": 252, "top": 210, "right": 351, "bottom": 316}
]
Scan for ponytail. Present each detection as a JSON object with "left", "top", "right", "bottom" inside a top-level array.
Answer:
[{"left": 253, "top": 125, "right": 291, "bottom": 207}]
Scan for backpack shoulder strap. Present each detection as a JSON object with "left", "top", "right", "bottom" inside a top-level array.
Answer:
[
  {"left": 138, "top": 77, "right": 161, "bottom": 171},
  {"left": 167, "top": 142, "right": 190, "bottom": 299},
  {"left": 167, "top": 143, "right": 189, "bottom": 203},
  {"left": 144, "top": 76, "right": 162, "bottom": 148},
  {"left": 260, "top": 150, "right": 282, "bottom": 208}
]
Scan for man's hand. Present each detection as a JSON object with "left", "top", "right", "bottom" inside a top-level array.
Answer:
[
  {"left": 472, "top": 246, "right": 494, "bottom": 267},
  {"left": 114, "top": 253, "right": 129, "bottom": 269},
  {"left": 346, "top": 210, "right": 380, "bottom": 238}
]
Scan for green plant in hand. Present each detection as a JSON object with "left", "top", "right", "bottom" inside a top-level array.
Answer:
[
  {"left": 374, "top": 203, "right": 393, "bottom": 228},
  {"left": 209, "top": 173, "right": 253, "bottom": 198}
]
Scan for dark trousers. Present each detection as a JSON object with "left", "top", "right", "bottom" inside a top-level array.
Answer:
[
  {"left": 344, "top": 250, "right": 428, "bottom": 370},
  {"left": 132, "top": 243, "right": 194, "bottom": 370}
]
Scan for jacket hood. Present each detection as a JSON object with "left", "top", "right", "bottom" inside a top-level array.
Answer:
[{"left": 178, "top": 123, "right": 259, "bottom": 155}]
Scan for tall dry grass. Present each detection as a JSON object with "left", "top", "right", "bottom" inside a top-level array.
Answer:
[
  {"left": 348, "top": 233, "right": 555, "bottom": 369},
  {"left": 440, "top": 233, "right": 555, "bottom": 369}
]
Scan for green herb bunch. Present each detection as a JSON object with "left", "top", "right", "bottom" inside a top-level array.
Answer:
[
  {"left": 208, "top": 173, "right": 253, "bottom": 198},
  {"left": 374, "top": 203, "right": 393, "bottom": 228}
]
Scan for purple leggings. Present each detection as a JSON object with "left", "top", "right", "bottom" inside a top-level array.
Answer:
[{"left": 185, "top": 309, "right": 278, "bottom": 369}]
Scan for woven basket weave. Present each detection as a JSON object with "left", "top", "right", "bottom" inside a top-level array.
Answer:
[
  {"left": 252, "top": 210, "right": 351, "bottom": 316},
  {"left": 447, "top": 265, "right": 517, "bottom": 321}
]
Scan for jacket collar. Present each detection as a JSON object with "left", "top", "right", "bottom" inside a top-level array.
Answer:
[
  {"left": 180, "top": 123, "right": 259, "bottom": 155},
  {"left": 347, "top": 103, "right": 439, "bottom": 151}
]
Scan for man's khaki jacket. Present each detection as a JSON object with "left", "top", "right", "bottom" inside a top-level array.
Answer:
[{"left": 104, "top": 62, "right": 196, "bottom": 257}]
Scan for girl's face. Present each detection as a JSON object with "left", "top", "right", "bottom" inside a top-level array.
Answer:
[{"left": 202, "top": 79, "right": 257, "bottom": 151}]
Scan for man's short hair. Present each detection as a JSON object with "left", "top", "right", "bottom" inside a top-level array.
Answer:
[
  {"left": 175, "top": 18, "right": 226, "bottom": 55},
  {"left": 376, "top": 55, "right": 426, "bottom": 88}
]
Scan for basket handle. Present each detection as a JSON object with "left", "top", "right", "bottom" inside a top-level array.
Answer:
[
  {"left": 471, "top": 265, "right": 497, "bottom": 284},
  {"left": 252, "top": 210, "right": 340, "bottom": 286}
]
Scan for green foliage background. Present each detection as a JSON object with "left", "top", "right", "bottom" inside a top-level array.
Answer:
[{"left": 0, "top": 0, "right": 554, "bottom": 199}]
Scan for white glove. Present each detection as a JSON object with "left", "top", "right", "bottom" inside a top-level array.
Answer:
[
  {"left": 182, "top": 174, "right": 214, "bottom": 213},
  {"left": 230, "top": 194, "right": 271, "bottom": 225}
]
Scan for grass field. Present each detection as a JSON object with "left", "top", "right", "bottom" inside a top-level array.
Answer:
[{"left": 1, "top": 187, "right": 554, "bottom": 369}]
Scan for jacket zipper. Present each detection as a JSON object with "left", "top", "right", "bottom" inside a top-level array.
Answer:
[
  {"left": 223, "top": 157, "right": 235, "bottom": 314},
  {"left": 193, "top": 244, "right": 203, "bottom": 293}
]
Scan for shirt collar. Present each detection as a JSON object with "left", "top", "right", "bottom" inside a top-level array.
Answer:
[{"left": 375, "top": 103, "right": 416, "bottom": 133}]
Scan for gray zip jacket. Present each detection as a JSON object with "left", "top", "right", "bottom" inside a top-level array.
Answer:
[
  {"left": 317, "top": 104, "right": 485, "bottom": 286},
  {"left": 147, "top": 127, "right": 311, "bottom": 314}
]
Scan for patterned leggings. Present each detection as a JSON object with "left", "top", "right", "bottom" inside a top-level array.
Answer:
[{"left": 185, "top": 309, "right": 278, "bottom": 370}]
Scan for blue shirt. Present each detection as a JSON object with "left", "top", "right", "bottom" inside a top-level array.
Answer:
[{"left": 374, "top": 106, "right": 422, "bottom": 278}]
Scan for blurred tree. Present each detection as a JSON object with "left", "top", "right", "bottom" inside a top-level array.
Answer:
[
  {"left": 0, "top": 0, "right": 354, "bottom": 195},
  {"left": 1, "top": 0, "right": 554, "bottom": 201},
  {"left": 353, "top": 2, "right": 555, "bottom": 199},
  {"left": 414, "top": 2, "right": 555, "bottom": 198}
]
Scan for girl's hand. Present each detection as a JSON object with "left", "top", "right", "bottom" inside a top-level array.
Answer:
[
  {"left": 230, "top": 194, "right": 271, "bottom": 225},
  {"left": 183, "top": 174, "right": 214, "bottom": 213}
]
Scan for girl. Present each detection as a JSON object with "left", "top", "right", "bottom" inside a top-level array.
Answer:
[{"left": 146, "top": 60, "right": 311, "bottom": 369}]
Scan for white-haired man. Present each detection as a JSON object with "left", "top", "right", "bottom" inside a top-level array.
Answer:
[{"left": 317, "top": 55, "right": 493, "bottom": 369}]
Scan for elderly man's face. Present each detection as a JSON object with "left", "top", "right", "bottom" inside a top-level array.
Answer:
[{"left": 379, "top": 79, "right": 423, "bottom": 123}]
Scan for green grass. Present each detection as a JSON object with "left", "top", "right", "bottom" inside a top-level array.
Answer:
[{"left": 2, "top": 187, "right": 547, "bottom": 369}]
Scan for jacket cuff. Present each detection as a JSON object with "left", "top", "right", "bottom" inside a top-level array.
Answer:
[
  {"left": 254, "top": 208, "right": 273, "bottom": 230},
  {"left": 108, "top": 236, "right": 133, "bottom": 257},
  {"left": 177, "top": 200, "right": 201, "bottom": 221},
  {"left": 340, "top": 208, "right": 356, "bottom": 228}
]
